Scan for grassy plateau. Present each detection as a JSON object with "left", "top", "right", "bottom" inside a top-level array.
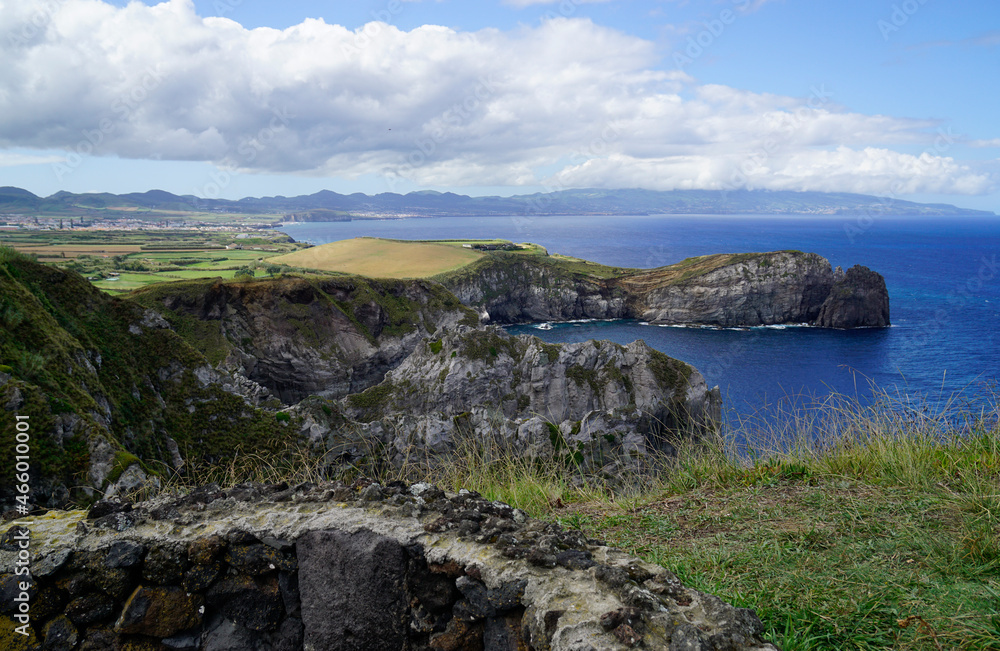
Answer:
[{"left": 269, "top": 237, "right": 546, "bottom": 278}]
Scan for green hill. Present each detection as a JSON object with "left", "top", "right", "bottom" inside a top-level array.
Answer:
[{"left": 0, "top": 247, "right": 295, "bottom": 508}]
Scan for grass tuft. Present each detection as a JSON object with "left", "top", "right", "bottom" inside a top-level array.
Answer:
[{"left": 150, "top": 385, "right": 999, "bottom": 650}]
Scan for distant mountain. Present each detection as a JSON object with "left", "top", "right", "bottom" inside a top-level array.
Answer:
[{"left": 0, "top": 186, "right": 994, "bottom": 218}]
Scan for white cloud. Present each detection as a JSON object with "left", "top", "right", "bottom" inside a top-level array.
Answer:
[
  {"left": 0, "top": 152, "right": 66, "bottom": 167},
  {"left": 0, "top": 0, "right": 994, "bottom": 197},
  {"left": 970, "top": 138, "right": 1000, "bottom": 148}
]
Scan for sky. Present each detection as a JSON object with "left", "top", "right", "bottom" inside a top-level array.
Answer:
[{"left": 0, "top": 0, "right": 998, "bottom": 211}]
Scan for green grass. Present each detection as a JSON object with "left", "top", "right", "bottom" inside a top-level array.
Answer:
[
  {"left": 537, "top": 392, "right": 1000, "bottom": 651},
  {"left": 2, "top": 229, "right": 308, "bottom": 294},
  {"left": 158, "top": 387, "right": 999, "bottom": 651}
]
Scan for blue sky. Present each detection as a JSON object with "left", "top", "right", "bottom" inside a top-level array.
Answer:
[{"left": 1, "top": 0, "right": 998, "bottom": 211}]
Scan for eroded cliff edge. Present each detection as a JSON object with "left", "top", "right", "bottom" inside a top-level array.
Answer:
[
  {"left": 0, "top": 259, "right": 717, "bottom": 508},
  {"left": 320, "top": 326, "right": 720, "bottom": 478},
  {"left": 437, "top": 250, "right": 890, "bottom": 328}
]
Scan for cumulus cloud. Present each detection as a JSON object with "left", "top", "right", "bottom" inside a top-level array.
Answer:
[
  {"left": 0, "top": 0, "right": 994, "bottom": 196},
  {"left": 0, "top": 152, "right": 66, "bottom": 167}
]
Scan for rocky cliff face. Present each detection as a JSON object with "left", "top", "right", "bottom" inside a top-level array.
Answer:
[
  {"left": 0, "top": 256, "right": 296, "bottom": 509},
  {"left": 317, "top": 326, "right": 720, "bottom": 477},
  {"left": 816, "top": 265, "right": 891, "bottom": 328},
  {"left": 439, "top": 256, "right": 631, "bottom": 323},
  {"left": 3, "top": 256, "right": 722, "bottom": 509},
  {"left": 131, "top": 275, "right": 478, "bottom": 404},
  {"left": 625, "top": 251, "right": 836, "bottom": 327},
  {"left": 0, "top": 481, "right": 778, "bottom": 651},
  {"left": 437, "top": 250, "right": 890, "bottom": 329}
]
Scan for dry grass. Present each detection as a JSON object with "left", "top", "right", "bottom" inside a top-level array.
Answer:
[{"left": 270, "top": 237, "right": 483, "bottom": 278}]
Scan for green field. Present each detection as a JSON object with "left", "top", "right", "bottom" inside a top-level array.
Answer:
[
  {"left": 0, "top": 229, "right": 310, "bottom": 293},
  {"left": 0, "top": 232, "right": 556, "bottom": 291},
  {"left": 270, "top": 237, "right": 541, "bottom": 278}
]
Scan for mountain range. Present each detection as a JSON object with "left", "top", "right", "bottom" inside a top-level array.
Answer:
[{"left": 0, "top": 186, "right": 994, "bottom": 218}]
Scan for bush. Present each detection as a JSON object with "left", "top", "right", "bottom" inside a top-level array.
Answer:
[{"left": 234, "top": 266, "right": 256, "bottom": 281}]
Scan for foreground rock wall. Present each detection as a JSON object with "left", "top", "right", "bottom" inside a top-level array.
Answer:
[{"left": 1, "top": 481, "right": 778, "bottom": 651}]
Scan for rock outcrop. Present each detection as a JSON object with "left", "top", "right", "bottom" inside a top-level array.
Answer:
[
  {"left": 0, "top": 257, "right": 297, "bottom": 509},
  {"left": 441, "top": 255, "right": 631, "bottom": 323},
  {"left": 623, "top": 251, "right": 835, "bottom": 327},
  {"left": 2, "top": 258, "right": 720, "bottom": 510},
  {"left": 437, "top": 250, "right": 890, "bottom": 329},
  {"left": 0, "top": 481, "right": 778, "bottom": 650},
  {"left": 318, "top": 326, "right": 720, "bottom": 477},
  {"left": 815, "top": 265, "right": 891, "bottom": 328},
  {"left": 131, "top": 275, "right": 479, "bottom": 404}
]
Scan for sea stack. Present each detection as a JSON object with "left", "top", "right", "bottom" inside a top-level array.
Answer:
[{"left": 815, "top": 265, "right": 891, "bottom": 328}]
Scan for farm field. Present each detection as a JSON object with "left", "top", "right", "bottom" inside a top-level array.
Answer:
[
  {"left": 0, "top": 229, "right": 308, "bottom": 293},
  {"left": 1, "top": 230, "right": 550, "bottom": 290},
  {"left": 270, "top": 237, "right": 492, "bottom": 278}
]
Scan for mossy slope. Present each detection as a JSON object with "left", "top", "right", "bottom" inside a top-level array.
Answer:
[{"left": 0, "top": 249, "right": 295, "bottom": 506}]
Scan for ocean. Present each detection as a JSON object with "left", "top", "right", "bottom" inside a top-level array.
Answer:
[{"left": 280, "top": 214, "right": 1000, "bottom": 425}]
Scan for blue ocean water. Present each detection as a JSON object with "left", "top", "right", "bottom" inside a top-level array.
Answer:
[{"left": 280, "top": 215, "right": 1000, "bottom": 422}]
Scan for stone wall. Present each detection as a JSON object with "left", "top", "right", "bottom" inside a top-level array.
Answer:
[{"left": 1, "top": 481, "right": 779, "bottom": 651}]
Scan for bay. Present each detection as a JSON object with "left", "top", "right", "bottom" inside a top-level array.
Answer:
[{"left": 280, "top": 214, "right": 1000, "bottom": 424}]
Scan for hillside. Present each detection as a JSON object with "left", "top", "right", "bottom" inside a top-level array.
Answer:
[
  {"left": 1, "top": 185, "right": 994, "bottom": 218},
  {"left": 0, "top": 248, "right": 300, "bottom": 507}
]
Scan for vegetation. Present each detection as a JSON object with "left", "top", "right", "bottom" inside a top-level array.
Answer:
[
  {"left": 0, "top": 230, "right": 307, "bottom": 293},
  {"left": 0, "top": 252, "right": 299, "bottom": 502},
  {"left": 269, "top": 237, "right": 488, "bottom": 278},
  {"left": 149, "top": 387, "right": 1000, "bottom": 651}
]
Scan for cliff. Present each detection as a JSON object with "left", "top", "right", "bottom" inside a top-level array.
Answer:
[
  {"left": 130, "top": 275, "right": 479, "bottom": 404},
  {"left": 439, "top": 255, "right": 631, "bottom": 323},
  {"left": 815, "top": 265, "right": 891, "bottom": 328},
  {"left": 0, "top": 481, "right": 777, "bottom": 651},
  {"left": 0, "top": 252, "right": 296, "bottom": 509},
  {"left": 436, "top": 250, "right": 890, "bottom": 329},
  {"left": 1, "top": 256, "right": 719, "bottom": 509},
  {"left": 318, "top": 326, "right": 719, "bottom": 477}
]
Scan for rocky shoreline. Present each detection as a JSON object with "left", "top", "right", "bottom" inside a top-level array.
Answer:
[
  {"left": 439, "top": 251, "right": 890, "bottom": 329},
  {"left": 2, "top": 248, "right": 891, "bottom": 508}
]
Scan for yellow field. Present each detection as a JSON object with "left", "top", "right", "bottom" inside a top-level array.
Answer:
[{"left": 270, "top": 238, "right": 484, "bottom": 278}]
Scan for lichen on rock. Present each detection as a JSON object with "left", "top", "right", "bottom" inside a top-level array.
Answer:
[{"left": 0, "top": 481, "right": 779, "bottom": 650}]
